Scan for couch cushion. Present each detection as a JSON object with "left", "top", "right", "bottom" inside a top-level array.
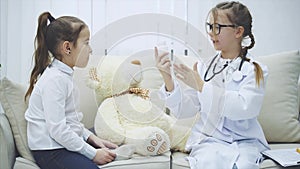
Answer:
[
  {"left": 0, "top": 77, "right": 35, "bottom": 162},
  {"left": 14, "top": 157, "right": 40, "bottom": 169},
  {"left": 171, "top": 145, "right": 300, "bottom": 169},
  {"left": 171, "top": 152, "right": 190, "bottom": 169},
  {"left": 256, "top": 50, "right": 300, "bottom": 142},
  {"left": 14, "top": 151, "right": 170, "bottom": 169},
  {"left": 14, "top": 153, "right": 170, "bottom": 169},
  {"left": 298, "top": 79, "right": 300, "bottom": 113},
  {"left": 99, "top": 151, "right": 171, "bottom": 169},
  {"left": 0, "top": 113, "right": 16, "bottom": 169}
]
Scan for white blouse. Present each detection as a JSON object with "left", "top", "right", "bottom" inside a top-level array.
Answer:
[
  {"left": 160, "top": 53, "right": 270, "bottom": 152},
  {"left": 25, "top": 59, "right": 96, "bottom": 160}
]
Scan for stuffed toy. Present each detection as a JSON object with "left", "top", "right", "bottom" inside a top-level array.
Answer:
[{"left": 87, "top": 55, "right": 194, "bottom": 156}]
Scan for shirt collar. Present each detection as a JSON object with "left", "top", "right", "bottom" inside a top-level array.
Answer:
[{"left": 50, "top": 59, "right": 74, "bottom": 76}]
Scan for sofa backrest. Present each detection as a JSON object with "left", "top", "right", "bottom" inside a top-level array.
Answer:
[
  {"left": 298, "top": 78, "right": 300, "bottom": 112},
  {"left": 256, "top": 50, "right": 300, "bottom": 142}
]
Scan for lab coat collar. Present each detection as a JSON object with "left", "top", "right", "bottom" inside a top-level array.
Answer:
[
  {"left": 227, "top": 57, "right": 242, "bottom": 71},
  {"left": 217, "top": 53, "right": 241, "bottom": 68},
  {"left": 222, "top": 54, "right": 253, "bottom": 76}
]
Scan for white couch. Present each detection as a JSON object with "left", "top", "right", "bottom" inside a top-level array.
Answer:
[{"left": 1, "top": 49, "right": 300, "bottom": 169}]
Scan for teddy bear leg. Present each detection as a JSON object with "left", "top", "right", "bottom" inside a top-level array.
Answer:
[{"left": 125, "top": 126, "right": 171, "bottom": 156}]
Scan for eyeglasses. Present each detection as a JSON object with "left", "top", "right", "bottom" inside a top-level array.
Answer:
[{"left": 205, "top": 22, "right": 237, "bottom": 35}]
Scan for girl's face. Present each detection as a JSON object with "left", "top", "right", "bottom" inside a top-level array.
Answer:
[
  {"left": 72, "top": 27, "right": 92, "bottom": 68},
  {"left": 207, "top": 10, "right": 241, "bottom": 52}
]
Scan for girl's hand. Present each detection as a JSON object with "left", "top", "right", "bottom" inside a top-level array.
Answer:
[
  {"left": 93, "top": 148, "right": 116, "bottom": 165},
  {"left": 154, "top": 47, "right": 174, "bottom": 91},
  {"left": 154, "top": 47, "right": 170, "bottom": 77},
  {"left": 174, "top": 62, "right": 204, "bottom": 92},
  {"left": 88, "top": 134, "right": 118, "bottom": 149}
]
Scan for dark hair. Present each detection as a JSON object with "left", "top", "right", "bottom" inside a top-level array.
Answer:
[
  {"left": 210, "top": 1, "right": 264, "bottom": 86},
  {"left": 25, "top": 12, "right": 87, "bottom": 100}
]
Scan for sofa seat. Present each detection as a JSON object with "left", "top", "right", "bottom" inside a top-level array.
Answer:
[
  {"left": 13, "top": 151, "right": 171, "bottom": 169},
  {"left": 99, "top": 152, "right": 170, "bottom": 169},
  {"left": 171, "top": 144, "right": 300, "bottom": 169},
  {"left": 13, "top": 157, "right": 39, "bottom": 169}
]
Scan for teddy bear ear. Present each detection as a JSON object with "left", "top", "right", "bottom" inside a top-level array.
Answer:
[{"left": 131, "top": 60, "right": 141, "bottom": 65}]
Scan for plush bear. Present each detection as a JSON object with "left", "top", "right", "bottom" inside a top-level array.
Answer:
[{"left": 87, "top": 54, "right": 194, "bottom": 156}]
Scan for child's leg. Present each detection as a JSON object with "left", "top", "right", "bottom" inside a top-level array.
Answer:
[
  {"left": 187, "top": 142, "right": 239, "bottom": 169},
  {"left": 32, "top": 148, "right": 99, "bottom": 169},
  {"left": 234, "top": 142, "right": 262, "bottom": 169}
]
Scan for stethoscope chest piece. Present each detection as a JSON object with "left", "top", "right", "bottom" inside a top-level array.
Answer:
[{"left": 232, "top": 70, "right": 243, "bottom": 82}]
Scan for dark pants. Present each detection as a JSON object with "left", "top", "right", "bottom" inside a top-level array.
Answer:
[{"left": 32, "top": 148, "right": 99, "bottom": 169}]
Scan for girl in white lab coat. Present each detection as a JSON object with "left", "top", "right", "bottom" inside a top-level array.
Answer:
[{"left": 155, "top": 1, "right": 269, "bottom": 169}]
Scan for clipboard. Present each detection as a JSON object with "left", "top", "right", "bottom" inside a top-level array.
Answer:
[{"left": 262, "top": 148, "right": 300, "bottom": 167}]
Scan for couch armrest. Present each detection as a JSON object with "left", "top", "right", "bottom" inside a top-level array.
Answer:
[{"left": 0, "top": 113, "right": 16, "bottom": 169}]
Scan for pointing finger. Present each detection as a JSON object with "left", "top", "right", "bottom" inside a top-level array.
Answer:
[{"left": 154, "top": 47, "right": 169, "bottom": 62}]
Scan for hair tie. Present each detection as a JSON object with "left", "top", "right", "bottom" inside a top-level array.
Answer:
[{"left": 48, "top": 14, "right": 55, "bottom": 23}]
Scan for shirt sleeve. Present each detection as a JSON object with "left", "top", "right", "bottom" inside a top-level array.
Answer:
[
  {"left": 83, "top": 128, "right": 93, "bottom": 141},
  {"left": 160, "top": 81, "right": 201, "bottom": 119},
  {"left": 42, "top": 77, "right": 97, "bottom": 160}
]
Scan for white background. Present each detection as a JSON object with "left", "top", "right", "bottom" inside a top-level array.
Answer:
[{"left": 0, "top": 0, "right": 300, "bottom": 84}]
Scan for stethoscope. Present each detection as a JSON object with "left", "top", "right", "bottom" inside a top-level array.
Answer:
[{"left": 203, "top": 53, "right": 245, "bottom": 82}]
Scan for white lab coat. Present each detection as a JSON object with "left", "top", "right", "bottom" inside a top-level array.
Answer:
[{"left": 161, "top": 53, "right": 270, "bottom": 169}]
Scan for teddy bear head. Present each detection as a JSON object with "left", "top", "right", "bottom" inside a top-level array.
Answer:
[{"left": 86, "top": 55, "right": 147, "bottom": 105}]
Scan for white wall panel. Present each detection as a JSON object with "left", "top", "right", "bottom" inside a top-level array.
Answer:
[{"left": 0, "top": 0, "right": 299, "bottom": 84}]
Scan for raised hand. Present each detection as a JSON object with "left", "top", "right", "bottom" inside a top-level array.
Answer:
[
  {"left": 174, "top": 62, "right": 204, "bottom": 92},
  {"left": 154, "top": 47, "right": 174, "bottom": 91},
  {"left": 154, "top": 47, "right": 171, "bottom": 78}
]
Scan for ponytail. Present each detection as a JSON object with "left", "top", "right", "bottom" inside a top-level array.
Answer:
[{"left": 25, "top": 12, "right": 54, "bottom": 100}]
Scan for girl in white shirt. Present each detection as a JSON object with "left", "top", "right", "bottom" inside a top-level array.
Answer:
[
  {"left": 25, "top": 12, "right": 117, "bottom": 169},
  {"left": 155, "top": 1, "right": 269, "bottom": 169}
]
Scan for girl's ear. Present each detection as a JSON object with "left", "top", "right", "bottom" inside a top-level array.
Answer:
[
  {"left": 62, "top": 41, "right": 71, "bottom": 55},
  {"left": 235, "top": 26, "right": 244, "bottom": 39}
]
